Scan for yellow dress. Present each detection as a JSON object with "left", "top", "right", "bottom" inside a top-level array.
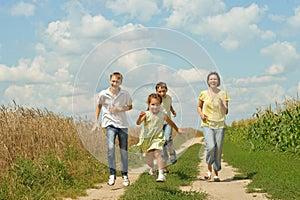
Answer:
[{"left": 130, "top": 111, "right": 166, "bottom": 154}]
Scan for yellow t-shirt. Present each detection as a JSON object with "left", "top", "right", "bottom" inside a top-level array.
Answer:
[{"left": 199, "top": 90, "right": 230, "bottom": 129}]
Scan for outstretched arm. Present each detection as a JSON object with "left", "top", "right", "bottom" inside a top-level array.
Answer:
[
  {"left": 136, "top": 111, "right": 146, "bottom": 125},
  {"left": 165, "top": 116, "right": 183, "bottom": 134}
]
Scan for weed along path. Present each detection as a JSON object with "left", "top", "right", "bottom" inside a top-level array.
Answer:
[{"left": 64, "top": 137, "right": 269, "bottom": 200}]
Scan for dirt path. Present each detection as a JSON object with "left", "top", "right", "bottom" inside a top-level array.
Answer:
[
  {"left": 64, "top": 137, "right": 269, "bottom": 200},
  {"left": 181, "top": 152, "right": 269, "bottom": 200}
]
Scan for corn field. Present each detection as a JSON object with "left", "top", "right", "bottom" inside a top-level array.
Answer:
[{"left": 226, "top": 97, "right": 300, "bottom": 155}]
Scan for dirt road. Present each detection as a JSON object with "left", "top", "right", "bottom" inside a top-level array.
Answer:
[{"left": 64, "top": 137, "right": 269, "bottom": 200}]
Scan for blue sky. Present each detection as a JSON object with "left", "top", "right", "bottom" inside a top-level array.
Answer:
[{"left": 1, "top": 0, "right": 300, "bottom": 129}]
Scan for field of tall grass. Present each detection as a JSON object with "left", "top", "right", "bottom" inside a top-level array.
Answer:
[{"left": 0, "top": 102, "right": 109, "bottom": 199}]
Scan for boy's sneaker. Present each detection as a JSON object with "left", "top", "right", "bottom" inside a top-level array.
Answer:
[
  {"left": 149, "top": 168, "right": 156, "bottom": 176},
  {"left": 170, "top": 152, "right": 177, "bottom": 165},
  {"left": 107, "top": 175, "right": 116, "bottom": 186},
  {"left": 156, "top": 174, "right": 166, "bottom": 182},
  {"left": 122, "top": 175, "right": 130, "bottom": 186}
]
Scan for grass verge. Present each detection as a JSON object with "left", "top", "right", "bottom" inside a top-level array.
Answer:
[
  {"left": 223, "top": 141, "right": 300, "bottom": 200},
  {"left": 120, "top": 144, "right": 207, "bottom": 200},
  {"left": 0, "top": 145, "right": 108, "bottom": 200}
]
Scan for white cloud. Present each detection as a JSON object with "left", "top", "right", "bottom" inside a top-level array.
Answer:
[
  {"left": 232, "top": 75, "right": 286, "bottom": 85},
  {"left": 220, "top": 39, "right": 239, "bottom": 51},
  {"left": 11, "top": 1, "right": 35, "bottom": 17},
  {"left": 164, "top": 0, "right": 226, "bottom": 29},
  {"left": 4, "top": 83, "right": 74, "bottom": 114},
  {"left": 0, "top": 56, "right": 73, "bottom": 83},
  {"left": 176, "top": 68, "right": 209, "bottom": 83},
  {"left": 288, "top": 6, "right": 300, "bottom": 28},
  {"left": 227, "top": 83, "right": 287, "bottom": 122},
  {"left": 106, "top": 0, "right": 160, "bottom": 22},
  {"left": 0, "top": 58, "right": 50, "bottom": 83},
  {"left": 261, "top": 41, "right": 300, "bottom": 75},
  {"left": 165, "top": 2, "right": 275, "bottom": 51},
  {"left": 268, "top": 14, "right": 286, "bottom": 22},
  {"left": 80, "top": 14, "right": 116, "bottom": 37}
]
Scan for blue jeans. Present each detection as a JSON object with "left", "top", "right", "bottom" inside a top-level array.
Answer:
[
  {"left": 202, "top": 127, "right": 225, "bottom": 171},
  {"left": 106, "top": 125, "right": 128, "bottom": 176},
  {"left": 162, "top": 124, "right": 176, "bottom": 162}
]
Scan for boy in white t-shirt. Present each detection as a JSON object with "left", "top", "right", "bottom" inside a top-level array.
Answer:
[{"left": 93, "top": 72, "right": 132, "bottom": 187}]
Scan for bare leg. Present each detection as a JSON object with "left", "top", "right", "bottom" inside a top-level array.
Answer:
[
  {"left": 146, "top": 150, "right": 155, "bottom": 168},
  {"left": 204, "top": 164, "right": 212, "bottom": 180},
  {"left": 155, "top": 150, "right": 163, "bottom": 170}
]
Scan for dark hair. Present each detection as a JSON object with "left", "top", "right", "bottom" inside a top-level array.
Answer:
[
  {"left": 207, "top": 72, "right": 221, "bottom": 87},
  {"left": 110, "top": 72, "right": 123, "bottom": 82},
  {"left": 146, "top": 93, "right": 162, "bottom": 110},
  {"left": 155, "top": 82, "right": 168, "bottom": 91}
]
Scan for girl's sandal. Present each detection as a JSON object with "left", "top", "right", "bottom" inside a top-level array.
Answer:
[{"left": 204, "top": 172, "right": 212, "bottom": 180}]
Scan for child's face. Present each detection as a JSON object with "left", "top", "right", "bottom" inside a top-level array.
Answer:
[
  {"left": 149, "top": 98, "right": 161, "bottom": 114},
  {"left": 156, "top": 87, "right": 167, "bottom": 98},
  {"left": 110, "top": 75, "right": 122, "bottom": 89}
]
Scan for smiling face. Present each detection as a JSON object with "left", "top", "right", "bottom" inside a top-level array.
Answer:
[
  {"left": 148, "top": 97, "right": 161, "bottom": 114},
  {"left": 110, "top": 75, "right": 122, "bottom": 89},
  {"left": 156, "top": 86, "right": 167, "bottom": 98},
  {"left": 207, "top": 74, "right": 220, "bottom": 88}
]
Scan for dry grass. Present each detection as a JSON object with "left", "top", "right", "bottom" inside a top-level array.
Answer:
[{"left": 0, "top": 102, "right": 84, "bottom": 175}]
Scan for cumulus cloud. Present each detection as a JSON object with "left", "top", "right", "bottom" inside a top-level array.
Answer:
[
  {"left": 288, "top": 6, "right": 300, "bottom": 28},
  {"left": 165, "top": 2, "right": 275, "bottom": 51},
  {"left": 232, "top": 75, "right": 286, "bottom": 86},
  {"left": 164, "top": 0, "right": 226, "bottom": 29},
  {"left": 220, "top": 39, "right": 239, "bottom": 51},
  {"left": 11, "top": 1, "right": 35, "bottom": 16},
  {"left": 107, "top": 0, "right": 160, "bottom": 22},
  {"left": 261, "top": 41, "right": 300, "bottom": 75},
  {"left": 4, "top": 83, "right": 74, "bottom": 114},
  {"left": 227, "top": 83, "right": 287, "bottom": 122}
]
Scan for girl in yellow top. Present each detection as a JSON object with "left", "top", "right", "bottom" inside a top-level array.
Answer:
[
  {"left": 132, "top": 93, "right": 183, "bottom": 182},
  {"left": 198, "top": 72, "right": 230, "bottom": 182}
]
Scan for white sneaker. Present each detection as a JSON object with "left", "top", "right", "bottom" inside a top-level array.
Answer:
[
  {"left": 149, "top": 168, "right": 155, "bottom": 176},
  {"left": 122, "top": 175, "right": 130, "bottom": 186},
  {"left": 107, "top": 175, "right": 116, "bottom": 186},
  {"left": 156, "top": 174, "right": 166, "bottom": 182}
]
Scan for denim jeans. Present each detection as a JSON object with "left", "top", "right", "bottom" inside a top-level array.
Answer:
[
  {"left": 106, "top": 125, "right": 128, "bottom": 176},
  {"left": 162, "top": 124, "right": 176, "bottom": 162},
  {"left": 202, "top": 126, "right": 225, "bottom": 171}
]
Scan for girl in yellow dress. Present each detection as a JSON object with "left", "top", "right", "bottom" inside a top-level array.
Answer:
[{"left": 132, "top": 93, "right": 183, "bottom": 182}]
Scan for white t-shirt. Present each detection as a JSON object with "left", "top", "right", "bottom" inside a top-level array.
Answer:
[{"left": 97, "top": 88, "right": 132, "bottom": 128}]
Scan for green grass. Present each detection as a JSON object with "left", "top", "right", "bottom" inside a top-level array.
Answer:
[
  {"left": 0, "top": 145, "right": 108, "bottom": 200},
  {"left": 121, "top": 144, "right": 207, "bottom": 200},
  {"left": 223, "top": 141, "right": 300, "bottom": 200}
]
